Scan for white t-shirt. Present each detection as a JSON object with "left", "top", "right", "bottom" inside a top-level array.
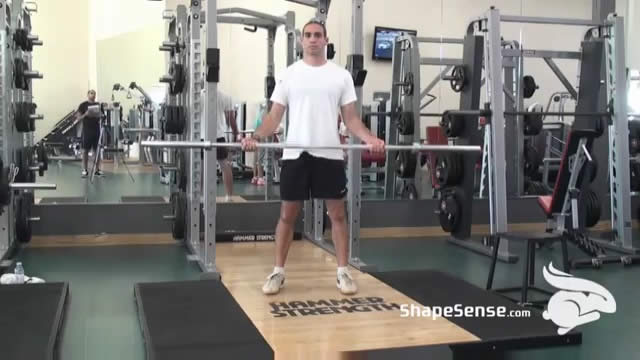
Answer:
[
  {"left": 202, "top": 89, "right": 234, "bottom": 139},
  {"left": 216, "top": 91, "right": 234, "bottom": 139},
  {"left": 270, "top": 60, "right": 357, "bottom": 160}
]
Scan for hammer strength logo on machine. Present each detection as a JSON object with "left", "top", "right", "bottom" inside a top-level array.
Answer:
[
  {"left": 269, "top": 297, "right": 400, "bottom": 317},
  {"left": 542, "top": 262, "right": 616, "bottom": 335}
]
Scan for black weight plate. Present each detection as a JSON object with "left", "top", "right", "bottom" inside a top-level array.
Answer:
[
  {"left": 165, "top": 105, "right": 177, "bottom": 134},
  {"left": 38, "top": 143, "right": 48, "bottom": 172},
  {"left": 524, "top": 113, "right": 543, "bottom": 136},
  {"left": 28, "top": 103, "right": 36, "bottom": 132},
  {"left": 396, "top": 111, "right": 414, "bottom": 136},
  {"left": 524, "top": 145, "right": 541, "bottom": 177},
  {"left": 15, "top": 193, "right": 32, "bottom": 243},
  {"left": 177, "top": 149, "right": 187, "bottom": 191},
  {"left": 439, "top": 192, "right": 461, "bottom": 233},
  {"left": 632, "top": 163, "right": 640, "bottom": 191},
  {"left": 450, "top": 66, "right": 466, "bottom": 93},
  {"left": 402, "top": 72, "right": 414, "bottom": 96},
  {"left": 523, "top": 75, "right": 537, "bottom": 99},
  {"left": 440, "top": 112, "right": 464, "bottom": 138},
  {"left": 171, "top": 191, "right": 186, "bottom": 240},
  {"left": 400, "top": 183, "right": 418, "bottom": 199},
  {"left": 435, "top": 154, "right": 463, "bottom": 186},
  {"left": 25, "top": 147, "right": 35, "bottom": 183},
  {"left": 0, "top": 164, "right": 9, "bottom": 207},
  {"left": 169, "top": 63, "right": 186, "bottom": 95},
  {"left": 586, "top": 190, "right": 601, "bottom": 228},
  {"left": 14, "top": 102, "right": 29, "bottom": 133},
  {"left": 395, "top": 151, "right": 417, "bottom": 178}
]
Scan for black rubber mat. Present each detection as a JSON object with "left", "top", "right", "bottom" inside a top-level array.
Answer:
[
  {"left": 120, "top": 196, "right": 167, "bottom": 203},
  {"left": 0, "top": 282, "right": 69, "bottom": 360},
  {"left": 135, "top": 280, "right": 272, "bottom": 360},
  {"left": 371, "top": 270, "right": 581, "bottom": 352}
]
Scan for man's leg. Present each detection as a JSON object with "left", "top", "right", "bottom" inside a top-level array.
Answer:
[
  {"left": 81, "top": 131, "right": 90, "bottom": 176},
  {"left": 325, "top": 199, "right": 348, "bottom": 267},
  {"left": 92, "top": 130, "right": 103, "bottom": 175},
  {"left": 275, "top": 201, "right": 302, "bottom": 266},
  {"left": 221, "top": 159, "right": 233, "bottom": 198},
  {"left": 310, "top": 155, "right": 355, "bottom": 294},
  {"left": 82, "top": 150, "right": 89, "bottom": 171},
  {"left": 263, "top": 153, "right": 309, "bottom": 295}
]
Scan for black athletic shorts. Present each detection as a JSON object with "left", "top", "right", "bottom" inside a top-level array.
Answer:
[
  {"left": 216, "top": 137, "right": 228, "bottom": 160},
  {"left": 280, "top": 151, "right": 347, "bottom": 201},
  {"left": 82, "top": 128, "right": 99, "bottom": 150}
]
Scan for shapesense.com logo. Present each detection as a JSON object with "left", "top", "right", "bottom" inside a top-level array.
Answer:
[{"left": 400, "top": 303, "right": 531, "bottom": 320}]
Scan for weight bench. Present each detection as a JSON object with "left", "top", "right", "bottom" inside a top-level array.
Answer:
[{"left": 486, "top": 128, "right": 599, "bottom": 306}]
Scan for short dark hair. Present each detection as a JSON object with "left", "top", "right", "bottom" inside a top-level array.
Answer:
[{"left": 302, "top": 19, "right": 327, "bottom": 38}]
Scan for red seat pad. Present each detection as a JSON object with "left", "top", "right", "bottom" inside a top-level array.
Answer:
[
  {"left": 537, "top": 196, "right": 553, "bottom": 216},
  {"left": 361, "top": 151, "right": 386, "bottom": 163}
]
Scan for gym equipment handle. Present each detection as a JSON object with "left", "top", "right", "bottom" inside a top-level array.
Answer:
[
  {"left": 24, "top": 71, "right": 43, "bottom": 79},
  {"left": 123, "top": 128, "right": 161, "bottom": 133},
  {"left": 9, "top": 183, "right": 56, "bottom": 190},
  {"left": 30, "top": 114, "right": 44, "bottom": 120},
  {"left": 141, "top": 140, "right": 482, "bottom": 153}
]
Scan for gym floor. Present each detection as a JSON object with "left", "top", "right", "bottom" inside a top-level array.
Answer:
[{"left": 14, "top": 232, "right": 639, "bottom": 359}]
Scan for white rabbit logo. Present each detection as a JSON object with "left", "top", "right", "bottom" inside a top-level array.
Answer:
[{"left": 542, "top": 262, "right": 616, "bottom": 335}]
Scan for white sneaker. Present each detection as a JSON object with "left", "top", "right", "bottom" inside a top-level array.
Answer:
[
  {"left": 224, "top": 195, "right": 232, "bottom": 202},
  {"left": 337, "top": 270, "right": 358, "bottom": 295},
  {"left": 262, "top": 271, "right": 285, "bottom": 295}
]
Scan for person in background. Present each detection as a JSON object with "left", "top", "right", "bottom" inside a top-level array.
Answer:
[{"left": 76, "top": 89, "right": 104, "bottom": 177}]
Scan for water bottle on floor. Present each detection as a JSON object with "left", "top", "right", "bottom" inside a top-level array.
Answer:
[{"left": 15, "top": 262, "right": 24, "bottom": 284}]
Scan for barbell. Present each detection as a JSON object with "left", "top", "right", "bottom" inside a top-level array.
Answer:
[{"left": 140, "top": 140, "right": 483, "bottom": 153}]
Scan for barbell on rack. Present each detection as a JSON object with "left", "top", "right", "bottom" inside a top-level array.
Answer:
[{"left": 140, "top": 141, "right": 483, "bottom": 153}]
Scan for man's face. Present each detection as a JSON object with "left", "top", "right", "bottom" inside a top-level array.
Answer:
[
  {"left": 88, "top": 91, "right": 96, "bottom": 102},
  {"left": 302, "top": 23, "right": 328, "bottom": 57}
]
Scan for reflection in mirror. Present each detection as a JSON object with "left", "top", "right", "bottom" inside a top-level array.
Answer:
[{"left": 37, "top": 84, "right": 170, "bottom": 204}]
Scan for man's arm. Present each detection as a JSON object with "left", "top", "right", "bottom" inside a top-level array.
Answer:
[
  {"left": 341, "top": 101, "right": 377, "bottom": 142},
  {"left": 253, "top": 103, "right": 286, "bottom": 139}
]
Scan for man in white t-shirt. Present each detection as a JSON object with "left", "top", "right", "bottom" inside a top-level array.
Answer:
[
  {"left": 209, "top": 90, "right": 238, "bottom": 202},
  {"left": 242, "top": 19, "right": 385, "bottom": 295}
]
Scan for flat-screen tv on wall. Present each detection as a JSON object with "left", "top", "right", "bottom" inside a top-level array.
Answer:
[{"left": 372, "top": 26, "right": 417, "bottom": 61}]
